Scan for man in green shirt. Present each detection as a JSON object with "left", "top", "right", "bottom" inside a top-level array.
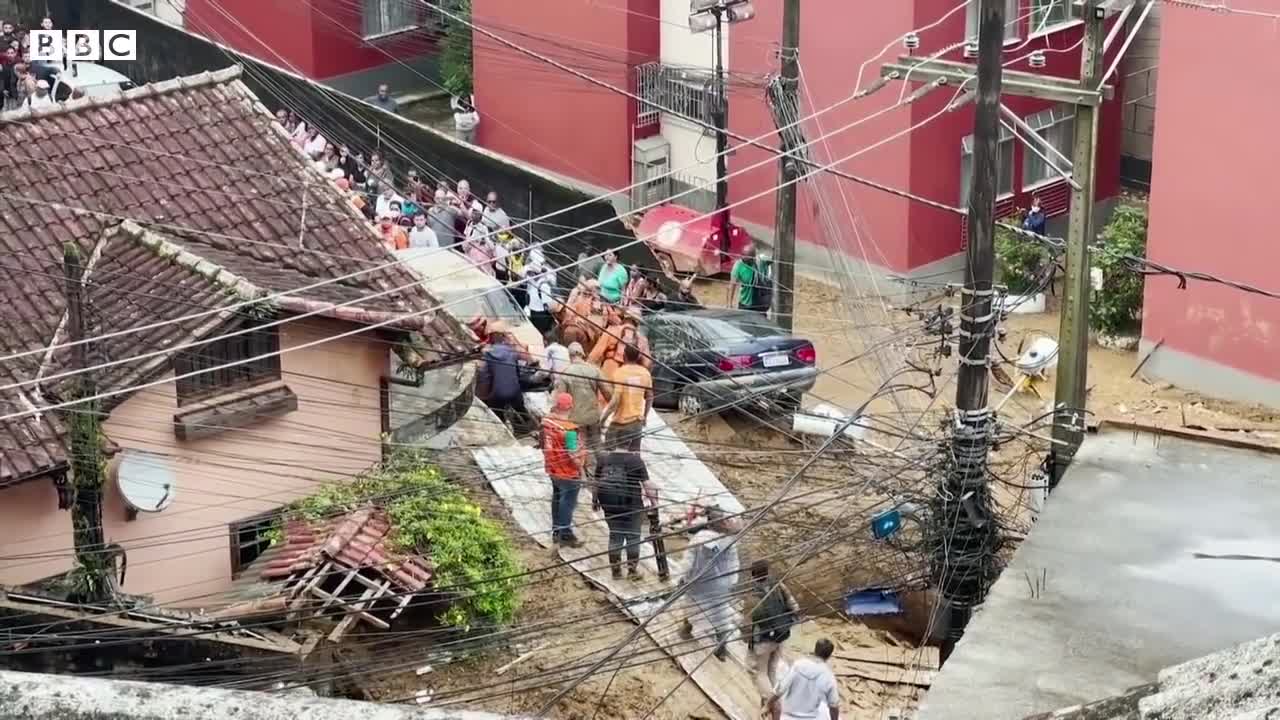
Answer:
[{"left": 729, "top": 246, "right": 759, "bottom": 311}]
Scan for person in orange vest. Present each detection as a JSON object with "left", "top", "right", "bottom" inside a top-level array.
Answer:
[
  {"left": 589, "top": 305, "right": 651, "bottom": 379},
  {"left": 541, "top": 392, "right": 586, "bottom": 547},
  {"left": 554, "top": 279, "right": 606, "bottom": 349}
]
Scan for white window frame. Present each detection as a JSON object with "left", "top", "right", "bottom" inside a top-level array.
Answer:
[
  {"left": 1021, "top": 104, "right": 1076, "bottom": 189},
  {"left": 960, "top": 125, "right": 1016, "bottom": 206},
  {"left": 362, "top": 0, "right": 420, "bottom": 40},
  {"left": 1027, "top": 0, "right": 1078, "bottom": 37},
  {"left": 965, "top": 0, "right": 1023, "bottom": 45}
]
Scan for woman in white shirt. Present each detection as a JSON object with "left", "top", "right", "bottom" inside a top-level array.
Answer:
[{"left": 303, "top": 129, "right": 327, "bottom": 159}]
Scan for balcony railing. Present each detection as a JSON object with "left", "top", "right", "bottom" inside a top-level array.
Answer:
[{"left": 634, "top": 62, "right": 723, "bottom": 129}]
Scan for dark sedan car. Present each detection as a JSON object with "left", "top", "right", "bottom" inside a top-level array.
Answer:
[{"left": 640, "top": 308, "right": 818, "bottom": 415}]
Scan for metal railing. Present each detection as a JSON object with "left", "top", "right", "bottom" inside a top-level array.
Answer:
[{"left": 634, "top": 63, "right": 721, "bottom": 128}]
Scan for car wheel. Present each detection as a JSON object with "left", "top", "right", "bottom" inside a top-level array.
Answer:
[{"left": 678, "top": 387, "right": 704, "bottom": 417}]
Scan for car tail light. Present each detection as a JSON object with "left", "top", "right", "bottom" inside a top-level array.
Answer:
[
  {"left": 717, "top": 355, "right": 754, "bottom": 372},
  {"left": 795, "top": 345, "right": 817, "bottom": 364}
]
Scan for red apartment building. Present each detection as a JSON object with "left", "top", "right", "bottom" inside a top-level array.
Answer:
[
  {"left": 472, "top": 0, "right": 1126, "bottom": 278},
  {"left": 1140, "top": 0, "right": 1280, "bottom": 409},
  {"left": 183, "top": 0, "right": 444, "bottom": 97}
]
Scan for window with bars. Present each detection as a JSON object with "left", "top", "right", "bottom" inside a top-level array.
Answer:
[
  {"left": 1029, "top": 0, "right": 1072, "bottom": 31},
  {"left": 965, "top": 0, "right": 1022, "bottom": 43},
  {"left": 1022, "top": 104, "right": 1076, "bottom": 186},
  {"left": 363, "top": 0, "right": 419, "bottom": 38},
  {"left": 960, "top": 125, "right": 1016, "bottom": 205},
  {"left": 173, "top": 320, "right": 282, "bottom": 406},
  {"left": 230, "top": 510, "right": 281, "bottom": 577},
  {"left": 635, "top": 63, "right": 719, "bottom": 126}
]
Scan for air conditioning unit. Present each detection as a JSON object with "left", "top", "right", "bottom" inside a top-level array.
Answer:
[{"left": 632, "top": 136, "right": 672, "bottom": 209}]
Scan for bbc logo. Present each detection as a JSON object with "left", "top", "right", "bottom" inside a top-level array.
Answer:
[{"left": 31, "top": 30, "right": 138, "bottom": 62}]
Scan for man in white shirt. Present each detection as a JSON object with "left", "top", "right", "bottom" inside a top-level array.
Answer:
[
  {"left": 407, "top": 213, "right": 439, "bottom": 249},
  {"left": 375, "top": 186, "right": 403, "bottom": 220},
  {"left": 28, "top": 79, "right": 54, "bottom": 108},
  {"left": 482, "top": 191, "right": 511, "bottom": 233},
  {"left": 768, "top": 638, "right": 840, "bottom": 720},
  {"left": 524, "top": 260, "right": 556, "bottom": 335}
]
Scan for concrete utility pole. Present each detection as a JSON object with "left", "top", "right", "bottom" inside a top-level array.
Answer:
[
  {"left": 1050, "top": 0, "right": 1108, "bottom": 486},
  {"left": 771, "top": 0, "right": 800, "bottom": 331},
  {"left": 712, "top": 10, "right": 730, "bottom": 242},
  {"left": 938, "top": 0, "right": 1006, "bottom": 654},
  {"left": 62, "top": 242, "right": 108, "bottom": 602}
]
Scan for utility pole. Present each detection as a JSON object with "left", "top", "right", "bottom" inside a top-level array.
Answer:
[
  {"left": 712, "top": 8, "right": 730, "bottom": 247},
  {"left": 772, "top": 0, "right": 799, "bottom": 331},
  {"left": 878, "top": 0, "right": 1114, "bottom": 652},
  {"left": 63, "top": 241, "right": 108, "bottom": 603},
  {"left": 939, "top": 0, "right": 1006, "bottom": 656},
  {"left": 1050, "top": 0, "right": 1107, "bottom": 486}
]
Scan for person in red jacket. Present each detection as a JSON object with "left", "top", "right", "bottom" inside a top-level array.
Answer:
[{"left": 542, "top": 392, "right": 586, "bottom": 547}]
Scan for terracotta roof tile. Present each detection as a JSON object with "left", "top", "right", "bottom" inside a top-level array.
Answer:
[
  {"left": 259, "top": 507, "right": 432, "bottom": 594},
  {"left": 0, "top": 67, "right": 474, "bottom": 486}
]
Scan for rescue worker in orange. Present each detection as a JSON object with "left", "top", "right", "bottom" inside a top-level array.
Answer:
[
  {"left": 589, "top": 305, "right": 651, "bottom": 380},
  {"left": 469, "top": 317, "right": 531, "bottom": 364},
  {"left": 553, "top": 279, "right": 607, "bottom": 350}
]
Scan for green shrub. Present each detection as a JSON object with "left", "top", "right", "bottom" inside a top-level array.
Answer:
[
  {"left": 1089, "top": 204, "right": 1148, "bottom": 336},
  {"left": 995, "top": 212, "right": 1049, "bottom": 295},
  {"left": 440, "top": 0, "right": 473, "bottom": 98},
  {"left": 285, "top": 450, "right": 521, "bottom": 631}
]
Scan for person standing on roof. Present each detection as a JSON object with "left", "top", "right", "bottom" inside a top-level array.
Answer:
[
  {"left": 603, "top": 344, "right": 652, "bottom": 453},
  {"left": 767, "top": 638, "right": 841, "bottom": 720},
  {"left": 680, "top": 504, "right": 740, "bottom": 661},
  {"left": 541, "top": 392, "right": 585, "bottom": 548},
  {"left": 593, "top": 446, "right": 656, "bottom": 580},
  {"left": 554, "top": 341, "right": 612, "bottom": 474},
  {"left": 452, "top": 93, "right": 479, "bottom": 144},
  {"left": 596, "top": 249, "right": 629, "bottom": 304}
]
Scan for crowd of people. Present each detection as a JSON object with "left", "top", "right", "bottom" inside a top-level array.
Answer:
[{"left": 0, "top": 16, "right": 83, "bottom": 110}]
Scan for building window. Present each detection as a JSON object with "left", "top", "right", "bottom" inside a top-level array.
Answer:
[
  {"left": 363, "top": 0, "right": 418, "bottom": 38},
  {"left": 1022, "top": 104, "right": 1076, "bottom": 187},
  {"left": 960, "top": 126, "right": 1015, "bottom": 205},
  {"left": 966, "top": 0, "right": 1022, "bottom": 43},
  {"left": 230, "top": 510, "right": 281, "bottom": 577},
  {"left": 1029, "top": 0, "right": 1072, "bottom": 32},
  {"left": 173, "top": 319, "right": 282, "bottom": 406},
  {"left": 635, "top": 63, "right": 719, "bottom": 126}
]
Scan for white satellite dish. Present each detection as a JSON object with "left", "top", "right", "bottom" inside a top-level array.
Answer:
[{"left": 112, "top": 450, "right": 177, "bottom": 515}]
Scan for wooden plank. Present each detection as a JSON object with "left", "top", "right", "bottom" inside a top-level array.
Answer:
[
  {"left": 833, "top": 659, "right": 936, "bottom": 687},
  {"left": 835, "top": 645, "right": 940, "bottom": 670}
]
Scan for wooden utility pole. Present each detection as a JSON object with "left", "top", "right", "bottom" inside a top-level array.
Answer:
[
  {"left": 772, "top": 0, "right": 800, "bottom": 331},
  {"left": 63, "top": 241, "right": 108, "bottom": 602},
  {"left": 712, "top": 10, "right": 730, "bottom": 243},
  {"left": 1051, "top": 0, "right": 1107, "bottom": 485}
]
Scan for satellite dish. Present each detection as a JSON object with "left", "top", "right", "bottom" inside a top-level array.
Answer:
[{"left": 112, "top": 450, "right": 176, "bottom": 515}]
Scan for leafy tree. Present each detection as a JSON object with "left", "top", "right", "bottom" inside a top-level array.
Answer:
[
  {"left": 1089, "top": 204, "right": 1148, "bottom": 336},
  {"left": 439, "top": 0, "right": 474, "bottom": 98}
]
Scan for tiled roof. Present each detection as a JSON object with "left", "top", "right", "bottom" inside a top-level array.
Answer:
[
  {"left": 260, "top": 507, "right": 432, "bottom": 593},
  {"left": 0, "top": 67, "right": 474, "bottom": 486}
]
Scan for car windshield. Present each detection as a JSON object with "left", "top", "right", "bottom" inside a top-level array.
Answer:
[
  {"left": 688, "top": 315, "right": 781, "bottom": 343},
  {"left": 443, "top": 288, "right": 526, "bottom": 324}
]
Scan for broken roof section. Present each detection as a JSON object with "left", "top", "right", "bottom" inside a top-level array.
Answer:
[
  {"left": 0, "top": 66, "right": 473, "bottom": 488},
  {"left": 918, "top": 425, "right": 1280, "bottom": 720}
]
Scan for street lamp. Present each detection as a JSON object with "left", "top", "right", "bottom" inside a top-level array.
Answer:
[{"left": 687, "top": 0, "right": 755, "bottom": 251}]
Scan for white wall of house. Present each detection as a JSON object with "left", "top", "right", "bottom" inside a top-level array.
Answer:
[{"left": 658, "top": 0, "right": 725, "bottom": 187}]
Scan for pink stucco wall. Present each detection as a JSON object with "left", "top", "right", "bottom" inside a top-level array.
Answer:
[
  {"left": 0, "top": 319, "right": 387, "bottom": 605},
  {"left": 1142, "top": 1, "right": 1280, "bottom": 386}
]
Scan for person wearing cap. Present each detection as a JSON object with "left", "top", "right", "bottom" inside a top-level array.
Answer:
[
  {"left": 28, "top": 76, "right": 52, "bottom": 108},
  {"left": 554, "top": 341, "right": 612, "bottom": 473},
  {"left": 589, "top": 305, "right": 651, "bottom": 381},
  {"left": 541, "top": 392, "right": 585, "bottom": 547},
  {"left": 376, "top": 212, "right": 409, "bottom": 251},
  {"left": 680, "top": 504, "right": 740, "bottom": 661},
  {"left": 593, "top": 443, "right": 656, "bottom": 580},
  {"left": 556, "top": 279, "right": 605, "bottom": 349}
]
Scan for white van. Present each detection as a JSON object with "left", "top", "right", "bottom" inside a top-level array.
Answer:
[
  {"left": 395, "top": 247, "right": 546, "bottom": 360},
  {"left": 49, "top": 62, "right": 134, "bottom": 101}
]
